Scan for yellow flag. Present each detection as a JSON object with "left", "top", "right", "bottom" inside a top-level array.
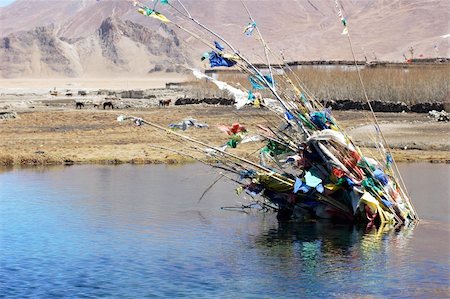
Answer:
[
  {"left": 253, "top": 97, "right": 260, "bottom": 108},
  {"left": 137, "top": 8, "right": 171, "bottom": 23},
  {"left": 222, "top": 53, "right": 240, "bottom": 61},
  {"left": 137, "top": 8, "right": 149, "bottom": 16},
  {"left": 152, "top": 12, "right": 171, "bottom": 23}
]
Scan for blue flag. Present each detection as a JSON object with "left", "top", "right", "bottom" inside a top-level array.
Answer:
[
  {"left": 214, "top": 41, "right": 225, "bottom": 51},
  {"left": 249, "top": 76, "right": 265, "bottom": 90},
  {"left": 208, "top": 51, "right": 236, "bottom": 68}
]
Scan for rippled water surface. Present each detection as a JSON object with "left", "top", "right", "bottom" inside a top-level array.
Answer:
[{"left": 1, "top": 163, "right": 449, "bottom": 298}]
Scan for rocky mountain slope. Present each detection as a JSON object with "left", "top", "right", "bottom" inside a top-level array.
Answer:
[
  {"left": 0, "top": 16, "right": 186, "bottom": 78},
  {"left": 0, "top": 0, "right": 448, "bottom": 78}
]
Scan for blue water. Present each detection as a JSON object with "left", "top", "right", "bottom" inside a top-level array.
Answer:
[{"left": 0, "top": 163, "right": 449, "bottom": 298}]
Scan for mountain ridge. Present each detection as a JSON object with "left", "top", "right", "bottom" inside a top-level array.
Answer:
[
  {"left": 0, "top": 0, "right": 448, "bottom": 78},
  {"left": 0, "top": 16, "right": 186, "bottom": 78}
]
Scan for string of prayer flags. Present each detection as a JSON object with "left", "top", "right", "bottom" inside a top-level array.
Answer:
[{"left": 334, "top": 0, "right": 348, "bottom": 35}]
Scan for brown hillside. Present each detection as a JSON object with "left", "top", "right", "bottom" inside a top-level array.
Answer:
[{"left": 0, "top": 0, "right": 448, "bottom": 78}]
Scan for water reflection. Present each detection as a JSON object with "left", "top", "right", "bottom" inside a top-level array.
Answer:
[
  {"left": 247, "top": 220, "right": 435, "bottom": 297},
  {"left": 1, "top": 163, "right": 448, "bottom": 298},
  {"left": 255, "top": 220, "right": 415, "bottom": 260}
]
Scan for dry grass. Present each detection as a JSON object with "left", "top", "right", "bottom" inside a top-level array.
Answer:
[
  {"left": 0, "top": 108, "right": 269, "bottom": 167},
  {"left": 185, "top": 65, "right": 449, "bottom": 106},
  {"left": 0, "top": 108, "right": 448, "bottom": 167},
  {"left": 292, "top": 65, "right": 449, "bottom": 104}
]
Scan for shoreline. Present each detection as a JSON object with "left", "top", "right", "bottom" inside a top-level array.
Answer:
[{"left": 0, "top": 107, "right": 449, "bottom": 168}]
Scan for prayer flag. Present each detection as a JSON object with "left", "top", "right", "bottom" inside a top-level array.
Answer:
[
  {"left": 214, "top": 41, "right": 225, "bottom": 51},
  {"left": 138, "top": 7, "right": 170, "bottom": 23},
  {"left": 243, "top": 22, "right": 257, "bottom": 36},
  {"left": 208, "top": 51, "right": 236, "bottom": 67},
  {"left": 249, "top": 76, "right": 265, "bottom": 90}
]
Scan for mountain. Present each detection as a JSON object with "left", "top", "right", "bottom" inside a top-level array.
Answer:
[
  {"left": 0, "top": 0, "right": 448, "bottom": 78},
  {"left": 0, "top": 16, "right": 186, "bottom": 78}
]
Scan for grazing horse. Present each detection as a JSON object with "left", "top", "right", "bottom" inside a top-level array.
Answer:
[
  {"left": 159, "top": 99, "right": 171, "bottom": 107},
  {"left": 75, "top": 102, "right": 84, "bottom": 109},
  {"left": 103, "top": 101, "right": 114, "bottom": 109}
]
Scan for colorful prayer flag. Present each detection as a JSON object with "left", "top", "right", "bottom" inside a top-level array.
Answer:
[
  {"left": 208, "top": 51, "right": 236, "bottom": 68},
  {"left": 137, "top": 7, "right": 170, "bottom": 23},
  {"left": 214, "top": 41, "right": 225, "bottom": 51},
  {"left": 249, "top": 76, "right": 265, "bottom": 90},
  {"left": 243, "top": 22, "right": 257, "bottom": 36}
]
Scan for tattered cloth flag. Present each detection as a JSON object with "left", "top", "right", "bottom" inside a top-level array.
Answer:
[
  {"left": 217, "top": 123, "right": 247, "bottom": 135},
  {"left": 243, "top": 22, "right": 257, "bottom": 36},
  {"left": 137, "top": 7, "right": 170, "bottom": 23},
  {"left": 248, "top": 89, "right": 254, "bottom": 100},
  {"left": 249, "top": 75, "right": 274, "bottom": 90},
  {"left": 207, "top": 51, "right": 237, "bottom": 68},
  {"left": 263, "top": 74, "right": 274, "bottom": 85},
  {"left": 335, "top": 0, "right": 348, "bottom": 35},
  {"left": 214, "top": 41, "right": 225, "bottom": 51},
  {"left": 217, "top": 123, "right": 247, "bottom": 149},
  {"left": 249, "top": 76, "right": 265, "bottom": 90},
  {"left": 201, "top": 52, "right": 210, "bottom": 61},
  {"left": 192, "top": 69, "right": 248, "bottom": 109}
]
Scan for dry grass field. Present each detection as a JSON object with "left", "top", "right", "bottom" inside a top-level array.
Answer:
[
  {"left": 207, "top": 65, "right": 450, "bottom": 105},
  {"left": 1, "top": 106, "right": 448, "bottom": 167}
]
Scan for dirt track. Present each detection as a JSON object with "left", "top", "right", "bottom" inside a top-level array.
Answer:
[{"left": 0, "top": 106, "right": 448, "bottom": 167}]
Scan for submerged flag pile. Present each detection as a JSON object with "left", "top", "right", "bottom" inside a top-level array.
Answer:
[{"left": 123, "top": 0, "right": 418, "bottom": 225}]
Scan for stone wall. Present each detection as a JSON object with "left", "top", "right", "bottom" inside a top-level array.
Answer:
[
  {"left": 174, "top": 97, "right": 446, "bottom": 113},
  {"left": 174, "top": 98, "right": 234, "bottom": 106}
]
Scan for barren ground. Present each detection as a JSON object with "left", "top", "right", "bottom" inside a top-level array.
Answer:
[{"left": 0, "top": 106, "right": 448, "bottom": 167}]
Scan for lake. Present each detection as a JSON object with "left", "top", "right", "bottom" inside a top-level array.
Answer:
[{"left": 1, "top": 163, "right": 449, "bottom": 298}]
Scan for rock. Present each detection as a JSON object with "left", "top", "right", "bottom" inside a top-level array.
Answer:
[
  {"left": 174, "top": 97, "right": 234, "bottom": 106},
  {"left": 428, "top": 110, "right": 449, "bottom": 122},
  {"left": 0, "top": 111, "right": 17, "bottom": 120},
  {"left": 410, "top": 102, "right": 444, "bottom": 113},
  {"left": 120, "top": 90, "right": 144, "bottom": 99},
  {"left": 321, "top": 99, "right": 444, "bottom": 113}
]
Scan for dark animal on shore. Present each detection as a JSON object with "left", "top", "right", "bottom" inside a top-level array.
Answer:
[
  {"left": 159, "top": 99, "right": 171, "bottom": 107},
  {"left": 75, "top": 102, "right": 84, "bottom": 109},
  {"left": 103, "top": 101, "right": 114, "bottom": 109}
]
